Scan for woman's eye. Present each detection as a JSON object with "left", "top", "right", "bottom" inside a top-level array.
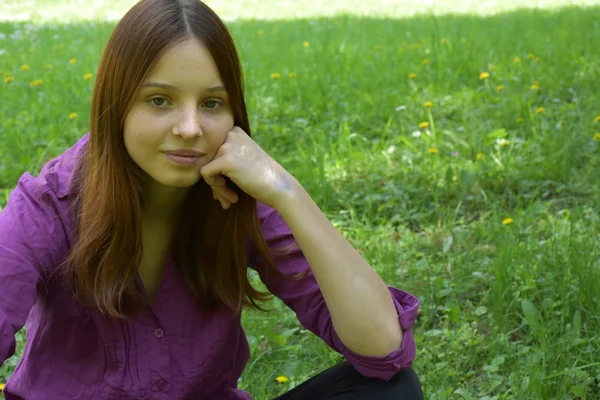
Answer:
[
  {"left": 150, "top": 97, "right": 168, "bottom": 107},
  {"left": 204, "top": 100, "right": 221, "bottom": 109}
]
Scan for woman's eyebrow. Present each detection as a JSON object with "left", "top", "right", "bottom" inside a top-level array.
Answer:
[{"left": 141, "top": 82, "right": 226, "bottom": 93}]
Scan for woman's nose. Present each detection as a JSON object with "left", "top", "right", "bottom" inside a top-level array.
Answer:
[{"left": 173, "top": 108, "right": 203, "bottom": 139}]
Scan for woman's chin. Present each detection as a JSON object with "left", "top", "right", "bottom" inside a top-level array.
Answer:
[{"left": 155, "top": 172, "right": 202, "bottom": 188}]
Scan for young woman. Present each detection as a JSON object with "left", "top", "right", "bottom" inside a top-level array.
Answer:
[{"left": 0, "top": 0, "right": 423, "bottom": 398}]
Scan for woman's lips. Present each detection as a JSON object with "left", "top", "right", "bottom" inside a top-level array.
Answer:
[{"left": 164, "top": 151, "right": 205, "bottom": 166}]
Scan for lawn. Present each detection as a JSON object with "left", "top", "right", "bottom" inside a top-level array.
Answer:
[{"left": 1, "top": 0, "right": 600, "bottom": 399}]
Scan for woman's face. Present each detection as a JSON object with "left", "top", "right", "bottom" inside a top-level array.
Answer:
[{"left": 124, "top": 37, "right": 234, "bottom": 189}]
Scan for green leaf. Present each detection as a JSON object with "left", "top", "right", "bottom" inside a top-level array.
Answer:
[
  {"left": 282, "top": 360, "right": 300, "bottom": 377},
  {"left": 491, "top": 355, "right": 505, "bottom": 366},
  {"left": 446, "top": 302, "right": 461, "bottom": 323},
  {"left": 273, "top": 335, "right": 287, "bottom": 347},
  {"left": 475, "top": 306, "right": 487, "bottom": 316},
  {"left": 453, "top": 388, "right": 470, "bottom": 397},
  {"left": 521, "top": 376, "right": 530, "bottom": 391},
  {"left": 571, "top": 385, "right": 585, "bottom": 398},
  {"left": 521, "top": 299, "right": 546, "bottom": 345},
  {"left": 487, "top": 128, "right": 508, "bottom": 140},
  {"left": 446, "top": 166, "right": 454, "bottom": 186}
]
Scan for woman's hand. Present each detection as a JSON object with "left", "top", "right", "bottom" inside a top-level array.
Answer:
[{"left": 200, "top": 126, "right": 298, "bottom": 209}]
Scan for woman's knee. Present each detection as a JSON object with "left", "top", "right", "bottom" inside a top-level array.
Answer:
[
  {"left": 333, "top": 364, "right": 423, "bottom": 399},
  {"left": 383, "top": 367, "right": 424, "bottom": 399}
]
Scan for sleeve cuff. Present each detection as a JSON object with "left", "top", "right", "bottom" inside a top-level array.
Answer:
[{"left": 337, "top": 287, "right": 419, "bottom": 381}]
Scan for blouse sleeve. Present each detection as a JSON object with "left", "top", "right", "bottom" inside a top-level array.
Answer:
[
  {"left": 248, "top": 203, "right": 420, "bottom": 381},
  {"left": 0, "top": 173, "right": 68, "bottom": 365}
]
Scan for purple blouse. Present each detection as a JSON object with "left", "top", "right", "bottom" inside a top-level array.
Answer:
[{"left": 0, "top": 134, "right": 419, "bottom": 399}]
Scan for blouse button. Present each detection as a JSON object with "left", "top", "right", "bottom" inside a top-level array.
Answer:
[
  {"left": 154, "top": 328, "right": 164, "bottom": 338},
  {"left": 157, "top": 380, "right": 167, "bottom": 391}
]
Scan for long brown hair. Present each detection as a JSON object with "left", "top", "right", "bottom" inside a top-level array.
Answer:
[{"left": 62, "top": 0, "right": 306, "bottom": 319}]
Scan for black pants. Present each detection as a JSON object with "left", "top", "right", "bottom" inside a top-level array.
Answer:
[{"left": 271, "top": 362, "right": 423, "bottom": 399}]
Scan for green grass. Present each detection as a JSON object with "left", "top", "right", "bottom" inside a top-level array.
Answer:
[{"left": 2, "top": 1, "right": 600, "bottom": 399}]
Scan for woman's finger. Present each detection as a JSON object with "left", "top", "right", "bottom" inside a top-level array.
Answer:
[
  {"left": 212, "top": 186, "right": 238, "bottom": 204},
  {"left": 212, "top": 175, "right": 227, "bottom": 186},
  {"left": 213, "top": 190, "right": 231, "bottom": 209}
]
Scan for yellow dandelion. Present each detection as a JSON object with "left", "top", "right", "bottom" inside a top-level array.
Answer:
[
  {"left": 531, "top": 83, "right": 539, "bottom": 90},
  {"left": 593, "top": 133, "right": 600, "bottom": 142},
  {"left": 535, "top": 57, "right": 541, "bottom": 63},
  {"left": 479, "top": 71, "right": 490, "bottom": 80},
  {"left": 44, "top": 63, "right": 52, "bottom": 69},
  {"left": 69, "top": 58, "right": 77, "bottom": 64},
  {"left": 303, "top": 41, "right": 310, "bottom": 48},
  {"left": 419, "top": 121, "right": 430, "bottom": 129},
  {"left": 4, "top": 76, "right": 14, "bottom": 83},
  {"left": 288, "top": 72, "right": 297, "bottom": 78},
  {"left": 527, "top": 53, "right": 535, "bottom": 59},
  {"left": 30, "top": 79, "right": 43, "bottom": 87},
  {"left": 516, "top": 117, "right": 524, "bottom": 123},
  {"left": 410, "top": 42, "right": 421, "bottom": 49},
  {"left": 476, "top": 152, "right": 485, "bottom": 160},
  {"left": 409, "top": 72, "right": 417, "bottom": 79},
  {"left": 275, "top": 376, "right": 290, "bottom": 383},
  {"left": 502, "top": 218, "right": 513, "bottom": 225},
  {"left": 440, "top": 38, "right": 448, "bottom": 45},
  {"left": 428, "top": 147, "right": 439, "bottom": 154},
  {"left": 535, "top": 107, "right": 545, "bottom": 114},
  {"left": 68, "top": 112, "right": 78, "bottom": 120},
  {"left": 270, "top": 72, "right": 281, "bottom": 79},
  {"left": 0, "top": 382, "right": 5, "bottom": 390},
  {"left": 513, "top": 57, "right": 521, "bottom": 64},
  {"left": 422, "top": 59, "right": 430, "bottom": 65},
  {"left": 84, "top": 72, "right": 93, "bottom": 80},
  {"left": 257, "top": 29, "right": 264, "bottom": 36},
  {"left": 594, "top": 115, "right": 600, "bottom": 122},
  {"left": 423, "top": 101, "right": 432, "bottom": 108},
  {"left": 21, "top": 64, "right": 30, "bottom": 71},
  {"left": 460, "top": 38, "right": 467, "bottom": 44},
  {"left": 497, "top": 85, "right": 504, "bottom": 91},
  {"left": 375, "top": 45, "right": 383, "bottom": 51}
]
